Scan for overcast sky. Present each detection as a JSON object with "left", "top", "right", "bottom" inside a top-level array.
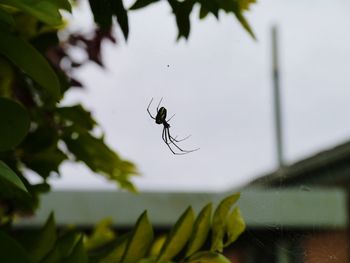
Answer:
[{"left": 44, "top": 0, "right": 350, "bottom": 191}]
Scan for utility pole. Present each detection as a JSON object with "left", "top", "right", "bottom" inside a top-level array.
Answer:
[{"left": 271, "top": 25, "right": 285, "bottom": 169}]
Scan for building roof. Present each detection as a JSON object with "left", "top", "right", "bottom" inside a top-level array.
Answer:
[
  {"left": 250, "top": 140, "right": 350, "bottom": 188},
  {"left": 16, "top": 188, "right": 347, "bottom": 229}
]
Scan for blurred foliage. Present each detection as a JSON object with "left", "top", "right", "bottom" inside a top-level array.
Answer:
[
  {"left": 0, "top": 0, "right": 138, "bottom": 216},
  {"left": 0, "top": 193, "right": 245, "bottom": 263},
  {"left": 0, "top": 0, "right": 251, "bottom": 261},
  {"left": 129, "top": 0, "right": 256, "bottom": 39}
]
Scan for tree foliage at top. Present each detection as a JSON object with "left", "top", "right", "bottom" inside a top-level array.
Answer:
[{"left": 93, "top": 0, "right": 257, "bottom": 40}]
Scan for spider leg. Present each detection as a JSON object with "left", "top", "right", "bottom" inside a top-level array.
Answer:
[
  {"left": 149, "top": 99, "right": 199, "bottom": 155},
  {"left": 162, "top": 126, "right": 167, "bottom": 144},
  {"left": 147, "top": 98, "right": 156, "bottom": 119},
  {"left": 162, "top": 126, "right": 182, "bottom": 155},
  {"left": 156, "top": 97, "right": 163, "bottom": 112},
  {"left": 170, "top": 134, "right": 191, "bottom": 143},
  {"left": 166, "top": 127, "right": 198, "bottom": 154},
  {"left": 167, "top": 114, "right": 175, "bottom": 122},
  {"left": 164, "top": 118, "right": 191, "bottom": 142}
]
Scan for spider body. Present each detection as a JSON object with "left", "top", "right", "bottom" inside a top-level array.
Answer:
[
  {"left": 147, "top": 98, "right": 199, "bottom": 155},
  {"left": 155, "top": 107, "right": 168, "bottom": 125}
]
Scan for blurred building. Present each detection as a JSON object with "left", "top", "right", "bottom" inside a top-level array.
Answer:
[{"left": 239, "top": 140, "right": 350, "bottom": 263}]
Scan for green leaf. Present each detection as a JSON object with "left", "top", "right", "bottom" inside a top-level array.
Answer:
[
  {"left": 0, "top": 161, "right": 28, "bottom": 192},
  {"left": 58, "top": 231, "right": 80, "bottom": 258},
  {"left": 0, "top": 97, "right": 30, "bottom": 151},
  {"left": 238, "top": 0, "right": 256, "bottom": 11},
  {"left": 0, "top": 230, "right": 31, "bottom": 263},
  {"left": 27, "top": 212, "right": 57, "bottom": 262},
  {"left": 234, "top": 12, "right": 256, "bottom": 40},
  {"left": 56, "top": 104, "right": 96, "bottom": 131},
  {"left": 65, "top": 236, "right": 88, "bottom": 263},
  {"left": 31, "top": 32, "right": 60, "bottom": 53},
  {"left": 121, "top": 211, "right": 154, "bottom": 263},
  {"left": 117, "top": 175, "right": 138, "bottom": 192},
  {"left": 0, "top": 57, "right": 15, "bottom": 96},
  {"left": 113, "top": 0, "right": 129, "bottom": 40},
  {"left": 157, "top": 206, "right": 195, "bottom": 262},
  {"left": 224, "top": 207, "right": 245, "bottom": 247},
  {"left": 198, "top": 0, "right": 218, "bottom": 18},
  {"left": 129, "top": 0, "right": 161, "bottom": 10},
  {"left": 167, "top": 0, "right": 195, "bottom": 40},
  {"left": 32, "top": 182, "right": 51, "bottom": 194},
  {"left": 187, "top": 251, "right": 231, "bottom": 263},
  {"left": 199, "top": 5, "right": 209, "bottom": 19},
  {"left": 211, "top": 193, "right": 240, "bottom": 252},
  {"left": 39, "top": 246, "right": 61, "bottom": 263},
  {"left": 88, "top": 0, "right": 129, "bottom": 40},
  {"left": 52, "top": 0, "right": 72, "bottom": 12},
  {"left": 0, "top": 7, "right": 15, "bottom": 27},
  {"left": 88, "top": 0, "right": 114, "bottom": 29},
  {"left": 0, "top": 28, "right": 61, "bottom": 102},
  {"left": 63, "top": 131, "right": 137, "bottom": 190},
  {"left": 215, "top": 0, "right": 255, "bottom": 39},
  {"left": 57, "top": 230, "right": 80, "bottom": 258},
  {"left": 85, "top": 218, "right": 116, "bottom": 250},
  {"left": 40, "top": 230, "right": 80, "bottom": 263},
  {"left": 185, "top": 203, "right": 212, "bottom": 257},
  {"left": 99, "top": 234, "right": 130, "bottom": 263},
  {"left": 20, "top": 126, "right": 58, "bottom": 154},
  {"left": 138, "top": 258, "right": 158, "bottom": 263},
  {"left": 87, "top": 233, "right": 131, "bottom": 263},
  {"left": 149, "top": 235, "right": 167, "bottom": 257},
  {"left": 0, "top": 0, "right": 63, "bottom": 26},
  {"left": 0, "top": 163, "right": 32, "bottom": 210},
  {"left": 22, "top": 147, "right": 67, "bottom": 178}
]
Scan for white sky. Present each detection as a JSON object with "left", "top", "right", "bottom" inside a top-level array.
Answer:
[{"left": 45, "top": 0, "right": 350, "bottom": 191}]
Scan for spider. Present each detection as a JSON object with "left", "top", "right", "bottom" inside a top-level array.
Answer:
[{"left": 147, "top": 98, "right": 199, "bottom": 155}]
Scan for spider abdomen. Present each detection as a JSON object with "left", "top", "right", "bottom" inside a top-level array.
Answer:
[{"left": 155, "top": 107, "right": 167, "bottom": 124}]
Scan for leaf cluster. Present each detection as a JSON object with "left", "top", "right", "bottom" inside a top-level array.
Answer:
[
  {"left": 0, "top": 0, "right": 137, "bottom": 217},
  {"left": 0, "top": 193, "right": 245, "bottom": 263},
  {"left": 88, "top": 193, "right": 245, "bottom": 263},
  {"left": 128, "top": 0, "right": 256, "bottom": 39},
  {"left": 91, "top": 0, "right": 257, "bottom": 40}
]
